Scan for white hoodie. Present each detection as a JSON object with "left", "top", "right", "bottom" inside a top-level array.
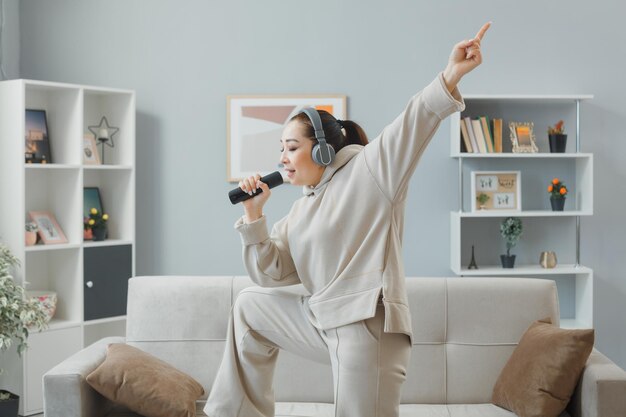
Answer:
[{"left": 235, "top": 73, "right": 465, "bottom": 341}]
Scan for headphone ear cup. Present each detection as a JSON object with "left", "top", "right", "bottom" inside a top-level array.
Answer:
[{"left": 312, "top": 143, "right": 335, "bottom": 166}]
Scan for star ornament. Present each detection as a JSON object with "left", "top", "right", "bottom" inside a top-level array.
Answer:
[{"left": 88, "top": 116, "right": 119, "bottom": 148}]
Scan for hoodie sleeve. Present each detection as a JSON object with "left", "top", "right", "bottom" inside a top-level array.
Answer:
[
  {"left": 234, "top": 214, "right": 300, "bottom": 287},
  {"left": 363, "top": 73, "right": 465, "bottom": 201}
]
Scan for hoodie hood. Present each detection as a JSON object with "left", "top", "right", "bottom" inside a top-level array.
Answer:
[{"left": 302, "top": 144, "right": 363, "bottom": 197}]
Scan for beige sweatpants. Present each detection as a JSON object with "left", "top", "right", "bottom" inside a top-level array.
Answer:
[{"left": 204, "top": 286, "right": 412, "bottom": 417}]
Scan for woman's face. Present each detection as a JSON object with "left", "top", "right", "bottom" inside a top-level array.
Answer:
[{"left": 280, "top": 121, "right": 325, "bottom": 187}]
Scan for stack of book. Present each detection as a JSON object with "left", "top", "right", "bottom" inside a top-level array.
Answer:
[{"left": 461, "top": 116, "right": 503, "bottom": 153}]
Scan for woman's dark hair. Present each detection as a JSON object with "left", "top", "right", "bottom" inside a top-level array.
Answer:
[{"left": 289, "top": 109, "right": 368, "bottom": 153}]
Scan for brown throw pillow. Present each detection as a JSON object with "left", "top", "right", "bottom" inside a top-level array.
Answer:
[
  {"left": 86, "top": 343, "right": 204, "bottom": 417},
  {"left": 492, "top": 318, "right": 594, "bottom": 417}
]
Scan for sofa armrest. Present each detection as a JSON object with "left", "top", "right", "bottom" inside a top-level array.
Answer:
[
  {"left": 43, "top": 336, "right": 125, "bottom": 417},
  {"left": 568, "top": 348, "right": 626, "bottom": 417}
]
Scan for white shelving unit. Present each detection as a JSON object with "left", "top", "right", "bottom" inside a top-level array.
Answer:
[
  {"left": 450, "top": 94, "right": 593, "bottom": 330},
  {"left": 0, "top": 79, "right": 135, "bottom": 415}
]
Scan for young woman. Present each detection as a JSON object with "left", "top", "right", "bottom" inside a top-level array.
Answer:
[{"left": 206, "top": 22, "right": 491, "bottom": 417}]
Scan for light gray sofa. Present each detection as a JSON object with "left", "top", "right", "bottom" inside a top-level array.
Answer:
[{"left": 44, "top": 276, "right": 626, "bottom": 417}]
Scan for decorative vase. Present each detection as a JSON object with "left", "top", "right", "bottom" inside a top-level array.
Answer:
[
  {"left": 550, "top": 196, "right": 565, "bottom": 211},
  {"left": 0, "top": 390, "right": 19, "bottom": 417},
  {"left": 500, "top": 254, "right": 516, "bottom": 268},
  {"left": 25, "top": 231, "right": 37, "bottom": 246},
  {"left": 92, "top": 227, "right": 107, "bottom": 241},
  {"left": 549, "top": 133, "right": 567, "bottom": 153},
  {"left": 83, "top": 228, "right": 93, "bottom": 240},
  {"left": 540, "top": 251, "right": 558, "bottom": 268}
]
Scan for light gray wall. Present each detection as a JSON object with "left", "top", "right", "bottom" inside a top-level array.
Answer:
[
  {"left": 0, "top": 0, "right": 19, "bottom": 79},
  {"left": 17, "top": 0, "right": 626, "bottom": 368}
]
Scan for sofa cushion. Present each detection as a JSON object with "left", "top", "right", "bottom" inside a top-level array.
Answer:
[
  {"left": 491, "top": 318, "right": 594, "bottom": 417},
  {"left": 86, "top": 343, "right": 205, "bottom": 417}
]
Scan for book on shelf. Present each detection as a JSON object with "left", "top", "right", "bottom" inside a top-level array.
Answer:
[
  {"left": 463, "top": 117, "right": 480, "bottom": 153},
  {"left": 493, "top": 118, "right": 503, "bottom": 153},
  {"left": 480, "top": 116, "right": 494, "bottom": 153},
  {"left": 471, "top": 118, "right": 488, "bottom": 153},
  {"left": 460, "top": 118, "right": 474, "bottom": 153}
]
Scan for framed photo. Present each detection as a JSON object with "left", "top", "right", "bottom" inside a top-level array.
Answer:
[
  {"left": 471, "top": 171, "right": 522, "bottom": 212},
  {"left": 83, "top": 133, "right": 101, "bottom": 165},
  {"left": 25, "top": 109, "right": 52, "bottom": 163},
  {"left": 28, "top": 211, "right": 67, "bottom": 244},
  {"left": 227, "top": 95, "right": 347, "bottom": 182},
  {"left": 509, "top": 122, "right": 538, "bottom": 153},
  {"left": 83, "top": 187, "right": 104, "bottom": 219}
]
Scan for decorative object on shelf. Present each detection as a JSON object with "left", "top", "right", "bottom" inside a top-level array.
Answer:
[
  {"left": 28, "top": 211, "right": 68, "bottom": 245},
  {"left": 84, "top": 208, "right": 109, "bottom": 241},
  {"left": 500, "top": 217, "right": 523, "bottom": 268},
  {"left": 468, "top": 245, "right": 478, "bottom": 269},
  {"left": 476, "top": 193, "right": 490, "bottom": 210},
  {"left": 24, "top": 109, "right": 51, "bottom": 164},
  {"left": 471, "top": 171, "right": 521, "bottom": 212},
  {"left": 509, "top": 122, "right": 538, "bottom": 153},
  {"left": 83, "top": 133, "right": 101, "bottom": 165},
  {"left": 227, "top": 95, "right": 346, "bottom": 182},
  {"left": 25, "top": 222, "right": 38, "bottom": 247},
  {"left": 540, "top": 251, "right": 558, "bottom": 268},
  {"left": 88, "top": 116, "right": 119, "bottom": 164},
  {"left": 25, "top": 291, "right": 57, "bottom": 323},
  {"left": 548, "top": 177, "right": 568, "bottom": 211},
  {"left": 548, "top": 120, "right": 567, "bottom": 153}
]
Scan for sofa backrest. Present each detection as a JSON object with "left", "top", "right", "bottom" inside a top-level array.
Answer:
[{"left": 125, "top": 276, "right": 559, "bottom": 404}]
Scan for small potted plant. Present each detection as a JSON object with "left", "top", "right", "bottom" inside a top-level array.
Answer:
[
  {"left": 0, "top": 243, "right": 48, "bottom": 416},
  {"left": 476, "top": 193, "right": 490, "bottom": 210},
  {"left": 84, "top": 208, "right": 109, "bottom": 241},
  {"left": 548, "top": 177, "right": 568, "bottom": 211},
  {"left": 500, "top": 217, "right": 523, "bottom": 268},
  {"left": 548, "top": 120, "right": 567, "bottom": 153},
  {"left": 24, "top": 222, "right": 38, "bottom": 247}
]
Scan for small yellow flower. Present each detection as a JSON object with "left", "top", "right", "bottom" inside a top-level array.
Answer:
[
  {"left": 88, "top": 219, "right": 95, "bottom": 226},
  {"left": 90, "top": 208, "right": 98, "bottom": 215},
  {"left": 102, "top": 214, "right": 109, "bottom": 220}
]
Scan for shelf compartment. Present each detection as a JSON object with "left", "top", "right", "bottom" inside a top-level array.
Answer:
[
  {"left": 457, "top": 156, "right": 592, "bottom": 213},
  {"left": 83, "top": 169, "right": 134, "bottom": 241},
  {"left": 25, "top": 167, "right": 82, "bottom": 245},
  {"left": 83, "top": 89, "right": 135, "bottom": 166},
  {"left": 24, "top": 248, "right": 82, "bottom": 325},
  {"left": 25, "top": 82, "right": 82, "bottom": 165}
]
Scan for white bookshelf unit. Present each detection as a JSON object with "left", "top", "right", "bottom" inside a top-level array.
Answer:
[
  {"left": 450, "top": 94, "right": 593, "bottom": 330},
  {"left": 0, "top": 79, "right": 135, "bottom": 415}
]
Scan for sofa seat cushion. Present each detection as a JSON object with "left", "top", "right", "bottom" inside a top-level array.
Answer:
[{"left": 106, "top": 402, "right": 570, "bottom": 417}]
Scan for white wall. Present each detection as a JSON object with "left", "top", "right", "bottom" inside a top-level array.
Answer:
[
  {"left": 0, "top": 0, "right": 19, "bottom": 79},
  {"left": 14, "top": 0, "right": 626, "bottom": 368}
]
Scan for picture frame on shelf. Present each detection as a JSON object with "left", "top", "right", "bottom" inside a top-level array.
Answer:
[
  {"left": 25, "top": 109, "right": 52, "bottom": 163},
  {"left": 471, "top": 171, "right": 522, "bottom": 212},
  {"left": 28, "top": 211, "right": 68, "bottom": 244},
  {"left": 509, "top": 122, "right": 538, "bottom": 153},
  {"left": 227, "top": 95, "right": 347, "bottom": 182},
  {"left": 83, "top": 187, "right": 104, "bottom": 219},
  {"left": 82, "top": 133, "right": 101, "bottom": 165}
]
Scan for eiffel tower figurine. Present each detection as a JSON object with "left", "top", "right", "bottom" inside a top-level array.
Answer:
[{"left": 468, "top": 245, "right": 479, "bottom": 269}]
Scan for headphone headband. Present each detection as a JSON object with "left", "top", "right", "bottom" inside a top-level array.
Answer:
[{"left": 299, "top": 107, "right": 335, "bottom": 166}]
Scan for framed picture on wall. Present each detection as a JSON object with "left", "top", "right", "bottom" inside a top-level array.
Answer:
[
  {"left": 227, "top": 95, "right": 347, "bottom": 182},
  {"left": 28, "top": 211, "right": 67, "bottom": 244},
  {"left": 25, "top": 109, "right": 52, "bottom": 163},
  {"left": 83, "top": 133, "right": 101, "bottom": 165},
  {"left": 471, "top": 171, "right": 522, "bottom": 212}
]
